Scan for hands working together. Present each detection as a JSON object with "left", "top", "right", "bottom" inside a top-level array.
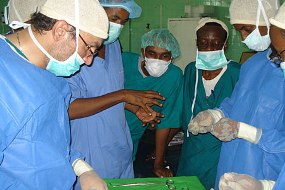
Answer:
[{"left": 188, "top": 109, "right": 262, "bottom": 143}]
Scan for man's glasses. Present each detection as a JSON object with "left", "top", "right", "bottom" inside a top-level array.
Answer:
[{"left": 79, "top": 34, "right": 98, "bottom": 57}]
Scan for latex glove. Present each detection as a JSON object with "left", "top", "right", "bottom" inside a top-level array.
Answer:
[
  {"left": 79, "top": 170, "right": 108, "bottom": 190},
  {"left": 72, "top": 159, "right": 108, "bottom": 190},
  {"left": 211, "top": 118, "right": 262, "bottom": 143},
  {"left": 219, "top": 173, "right": 275, "bottom": 190},
  {"left": 188, "top": 109, "right": 224, "bottom": 135}
]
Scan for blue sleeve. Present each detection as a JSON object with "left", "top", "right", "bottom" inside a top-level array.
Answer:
[
  {"left": 0, "top": 104, "right": 29, "bottom": 188},
  {"left": 258, "top": 129, "right": 285, "bottom": 153}
]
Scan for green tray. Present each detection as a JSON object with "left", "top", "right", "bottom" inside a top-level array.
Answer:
[{"left": 105, "top": 176, "right": 206, "bottom": 190}]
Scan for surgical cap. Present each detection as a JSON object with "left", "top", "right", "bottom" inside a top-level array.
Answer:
[
  {"left": 270, "top": 3, "right": 285, "bottom": 30},
  {"left": 141, "top": 29, "right": 180, "bottom": 59},
  {"left": 195, "top": 17, "right": 229, "bottom": 39},
  {"left": 229, "top": 0, "right": 279, "bottom": 26},
  {"left": 40, "top": 0, "right": 109, "bottom": 39},
  {"left": 99, "top": 0, "right": 142, "bottom": 18},
  {"left": 6, "top": 0, "right": 46, "bottom": 23}
]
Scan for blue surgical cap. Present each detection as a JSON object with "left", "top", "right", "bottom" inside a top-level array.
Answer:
[
  {"left": 141, "top": 29, "right": 180, "bottom": 59},
  {"left": 99, "top": 0, "right": 142, "bottom": 18}
]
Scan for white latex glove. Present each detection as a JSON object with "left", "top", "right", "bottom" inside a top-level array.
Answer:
[
  {"left": 72, "top": 159, "right": 108, "bottom": 190},
  {"left": 188, "top": 109, "right": 224, "bottom": 135},
  {"left": 79, "top": 170, "right": 108, "bottom": 190},
  {"left": 219, "top": 173, "right": 275, "bottom": 190}
]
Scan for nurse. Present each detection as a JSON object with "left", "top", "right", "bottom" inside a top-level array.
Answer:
[
  {"left": 66, "top": 1, "right": 163, "bottom": 185},
  {"left": 176, "top": 18, "right": 240, "bottom": 190},
  {"left": 219, "top": 2, "right": 285, "bottom": 190},
  {"left": 188, "top": 0, "right": 285, "bottom": 189},
  {"left": 0, "top": 0, "right": 109, "bottom": 189},
  {"left": 123, "top": 29, "right": 183, "bottom": 177}
]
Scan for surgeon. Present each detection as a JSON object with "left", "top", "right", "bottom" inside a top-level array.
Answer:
[
  {"left": 0, "top": 0, "right": 110, "bottom": 189},
  {"left": 218, "top": 3, "right": 285, "bottom": 190},
  {"left": 187, "top": 0, "right": 285, "bottom": 190},
  {"left": 66, "top": 0, "right": 164, "bottom": 186},
  {"left": 123, "top": 29, "right": 183, "bottom": 177},
  {"left": 176, "top": 18, "right": 240, "bottom": 190}
]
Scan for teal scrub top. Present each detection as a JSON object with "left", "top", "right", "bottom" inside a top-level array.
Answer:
[
  {"left": 122, "top": 52, "right": 183, "bottom": 160},
  {"left": 176, "top": 61, "right": 240, "bottom": 190}
]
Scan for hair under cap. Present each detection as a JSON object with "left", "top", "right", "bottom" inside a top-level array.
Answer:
[
  {"left": 229, "top": 0, "right": 279, "bottom": 26},
  {"left": 40, "top": 0, "right": 109, "bottom": 39},
  {"left": 141, "top": 29, "right": 180, "bottom": 59},
  {"left": 99, "top": 0, "right": 142, "bottom": 18},
  {"left": 195, "top": 17, "right": 229, "bottom": 39},
  {"left": 7, "top": 0, "right": 46, "bottom": 23},
  {"left": 269, "top": 2, "right": 285, "bottom": 30}
]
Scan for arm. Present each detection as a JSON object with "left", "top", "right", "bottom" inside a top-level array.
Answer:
[
  {"left": 69, "top": 89, "right": 164, "bottom": 120},
  {"left": 153, "top": 128, "right": 173, "bottom": 177}
]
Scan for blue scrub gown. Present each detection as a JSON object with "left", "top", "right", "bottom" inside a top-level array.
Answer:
[
  {"left": 66, "top": 40, "right": 133, "bottom": 185},
  {"left": 273, "top": 164, "right": 285, "bottom": 190},
  {"left": 0, "top": 36, "right": 76, "bottom": 189},
  {"left": 215, "top": 49, "right": 285, "bottom": 189}
]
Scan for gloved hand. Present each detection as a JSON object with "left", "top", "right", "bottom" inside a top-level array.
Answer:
[
  {"left": 188, "top": 109, "right": 224, "bottom": 135},
  {"left": 79, "top": 170, "right": 108, "bottom": 190},
  {"left": 219, "top": 172, "right": 275, "bottom": 190},
  {"left": 210, "top": 118, "right": 240, "bottom": 141},
  {"left": 210, "top": 118, "right": 262, "bottom": 143}
]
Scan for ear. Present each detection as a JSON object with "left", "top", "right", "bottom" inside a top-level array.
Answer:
[
  {"left": 51, "top": 20, "right": 71, "bottom": 42},
  {"left": 224, "top": 41, "right": 228, "bottom": 51}
]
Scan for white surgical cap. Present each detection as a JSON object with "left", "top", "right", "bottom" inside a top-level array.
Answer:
[
  {"left": 40, "top": 0, "right": 109, "bottom": 39},
  {"left": 270, "top": 3, "right": 285, "bottom": 30},
  {"left": 195, "top": 17, "right": 229, "bottom": 39},
  {"left": 230, "top": 0, "right": 279, "bottom": 26},
  {"left": 99, "top": 0, "right": 142, "bottom": 18},
  {"left": 6, "top": 0, "right": 46, "bottom": 24}
]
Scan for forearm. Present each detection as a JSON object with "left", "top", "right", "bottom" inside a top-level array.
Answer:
[
  {"left": 68, "top": 90, "right": 126, "bottom": 120},
  {"left": 154, "top": 128, "right": 170, "bottom": 168},
  {"left": 167, "top": 128, "right": 181, "bottom": 145}
]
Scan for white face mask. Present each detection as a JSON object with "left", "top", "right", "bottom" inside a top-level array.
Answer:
[
  {"left": 242, "top": 0, "right": 271, "bottom": 51},
  {"left": 103, "top": 22, "right": 124, "bottom": 45},
  {"left": 144, "top": 57, "right": 171, "bottom": 77}
]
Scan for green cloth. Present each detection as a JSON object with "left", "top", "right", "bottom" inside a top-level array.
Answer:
[
  {"left": 106, "top": 176, "right": 205, "bottom": 190},
  {"left": 176, "top": 61, "right": 240, "bottom": 190},
  {"left": 122, "top": 52, "right": 183, "bottom": 160}
]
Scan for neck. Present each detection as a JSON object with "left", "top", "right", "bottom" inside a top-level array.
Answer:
[
  {"left": 202, "top": 68, "right": 223, "bottom": 80},
  {"left": 6, "top": 28, "right": 50, "bottom": 69}
]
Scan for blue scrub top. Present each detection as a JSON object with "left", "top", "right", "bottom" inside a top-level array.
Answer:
[
  {"left": 215, "top": 49, "right": 285, "bottom": 189},
  {"left": 66, "top": 40, "right": 134, "bottom": 182},
  {"left": 0, "top": 36, "right": 76, "bottom": 189}
]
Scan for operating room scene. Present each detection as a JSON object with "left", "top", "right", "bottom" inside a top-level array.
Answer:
[{"left": 1, "top": 0, "right": 285, "bottom": 189}]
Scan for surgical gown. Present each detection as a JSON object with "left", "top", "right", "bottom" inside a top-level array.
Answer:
[
  {"left": 176, "top": 61, "right": 240, "bottom": 190},
  {"left": 122, "top": 52, "right": 183, "bottom": 160},
  {"left": 0, "top": 36, "right": 76, "bottom": 189},
  {"left": 66, "top": 40, "right": 133, "bottom": 184},
  {"left": 273, "top": 164, "right": 285, "bottom": 190},
  {"left": 215, "top": 49, "right": 285, "bottom": 189}
]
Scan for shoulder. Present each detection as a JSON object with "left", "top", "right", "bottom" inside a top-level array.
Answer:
[
  {"left": 122, "top": 52, "right": 140, "bottom": 62},
  {"left": 167, "top": 63, "right": 183, "bottom": 78},
  {"left": 184, "top": 61, "right": 196, "bottom": 76},
  {"left": 227, "top": 61, "right": 241, "bottom": 71}
]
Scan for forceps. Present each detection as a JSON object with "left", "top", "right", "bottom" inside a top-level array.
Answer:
[{"left": 110, "top": 179, "right": 176, "bottom": 189}]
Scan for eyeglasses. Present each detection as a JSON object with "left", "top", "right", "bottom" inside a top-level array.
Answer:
[{"left": 79, "top": 34, "right": 98, "bottom": 57}]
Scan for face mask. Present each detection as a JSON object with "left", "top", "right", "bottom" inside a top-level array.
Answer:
[
  {"left": 28, "top": 27, "right": 84, "bottom": 77},
  {"left": 144, "top": 57, "right": 171, "bottom": 77},
  {"left": 242, "top": 0, "right": 270, "bottom": 51},
  {"left": 103, "top": 22, "right": 124, "bottom": 45},
  {"left": 195, "top": 49, "right": 228, "bottom": 70}
]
